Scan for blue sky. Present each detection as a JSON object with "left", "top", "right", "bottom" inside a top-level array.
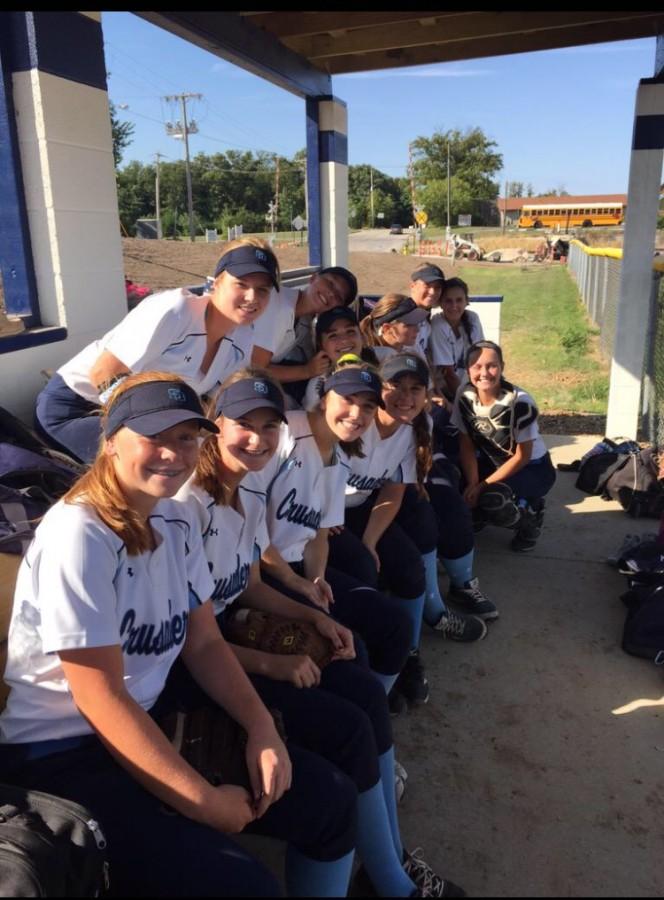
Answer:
[{"left": 103, "top": 12, "right": 658, "bottom": 197}]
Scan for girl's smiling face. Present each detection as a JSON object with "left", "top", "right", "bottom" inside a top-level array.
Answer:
[
  {"left": 441, "top": 286, "right": 469, "bottom": 327},
  {"left": 319, "top": 320, "right": 363, "bottom": 363},
  {"left": 301, "top": 272, "right": 349, "bottom": 316},
  {"left": 106, "top": 420, "right": 201, "bottom": 513},
  {"left": 382, "top": 374, "right": 428, "bottom": 424},
  {"left": 211, "top": 270, "right": 273, "bottom": 326},
  {"left": 217, "top": 407, "right": 282, "bottom": 474},
  {"left": 321, "top": 390, "right": 378, "bottom": 442},
  {"left": 468, "top": 347, "right": 503, "bottom": 396},
  {"left": 410, "top": 278, "right": 443, "bottom": 310}
]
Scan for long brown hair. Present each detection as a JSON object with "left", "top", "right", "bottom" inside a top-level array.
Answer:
[
  {"left": 379, "top": 359, "right": 433, "bottom": 495},
  {"left": 195, "top": 367, "right": 285, "bottom": 506},
  {"left": 359, "top": 293, "right": 410, "bottom": 348},
  {"left": 63, "top": 371, "right": 193, "bottom": 555}
]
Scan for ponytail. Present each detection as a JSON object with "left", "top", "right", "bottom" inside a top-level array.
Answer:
[{"left": 411, "top": 410, "right": 433, "bottom": 496}]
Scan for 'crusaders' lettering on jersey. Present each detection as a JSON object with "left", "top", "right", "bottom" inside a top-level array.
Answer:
[
  {"left": 211, "top": 554, "right": 251, "bottom": 604},
  {"left": 276, "top": 488, "right": 322, "bottom": 530},
  {"left": 347, "top": 469, "right": 390, "bottom": 493},
  {"left": 120, "top": 608, "right": 188, "bottom": 656}
]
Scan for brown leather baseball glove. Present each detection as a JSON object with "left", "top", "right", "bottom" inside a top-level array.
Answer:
[{"left": 224, "top": 608, "right": 335, "bottom": 670}]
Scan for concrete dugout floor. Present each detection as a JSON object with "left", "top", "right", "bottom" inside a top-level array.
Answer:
[{"left": 396, "top": 434, "right": 664, "bottom": 897}]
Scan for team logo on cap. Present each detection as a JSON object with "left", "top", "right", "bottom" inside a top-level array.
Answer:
[
  {"left": 168, "top": 388, "right": 187, "bottom": 402},
  {"left": 255, "top": 250, "right": 267, "bottom": 263},
  {"left": 406, "top": 358, "right": 417, "bottom": 369},
  {"left": 360, "top": 371, "right": 372, "bottom": 383},
  {"left": 254, "top": 381, "right": 268, "bottom": 394}
]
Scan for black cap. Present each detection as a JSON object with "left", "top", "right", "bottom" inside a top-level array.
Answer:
[
  {"left": 380, "top": 353, "right": 430, "bottom": 387},
  {"left": 213, "top": 245, "right": 279, "bottom": 289},
  {"left": 315, "top": 306, "right": 359, "bottom": 338},
  {"left": 319, "top": 267, "right": 358, "bottom": 305},
  {"left": 411, "top": 264, "right": 445, "bottom": 285},
  {"left": 322, "top": 367, "right": 385, "bottom": 408},
  {"left": 373, "top": 297, "right": 429, "bottom": 328},
  {"left": 215, "top": 376, "right": 286, "bottom": 422},
  {"left": 105, "top": 381, "right": 218, "bottom": 439}
]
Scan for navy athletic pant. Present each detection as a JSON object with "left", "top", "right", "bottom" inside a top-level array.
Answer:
[{"left": 0, "top": 733, "right": 356, "bottom": 896}]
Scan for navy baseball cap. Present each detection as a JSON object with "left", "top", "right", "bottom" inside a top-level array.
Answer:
[
  {"left": 315, "top": 306, "right": 359, "bottom": 338},
  {"left": 213, "top": 245, "right": 279, "bottom": 289},
  {"left": 105, "top": 381, "right": 218, "bottom": 439},
  {"left": 411, "top": 264, "right": 445, "bottom": 285},
  {"left": 319, "top": 266, "right": 358, "bottom": 305},
  {"left": 215, "top": 376, "right": 286, "bottom": 422},
  {"left": 321, "top": 367, "right": 385, "bottom": 408},
  {"left": 373, "top": 297, "right": 429, "bottom": 328},
  {"left": 380, "top": 353, "right": 430, "bottom": 387}
]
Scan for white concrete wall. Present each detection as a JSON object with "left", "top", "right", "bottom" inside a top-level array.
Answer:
[{"left": 0, "top": 61, "right": 125, "bottom": 422}]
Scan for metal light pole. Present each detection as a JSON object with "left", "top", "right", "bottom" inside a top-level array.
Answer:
[
  {"left": 154, "top": 152, "right": 164, "bottom": 239},
  {"left": 164, "top": 93, "right": 202, "bottom": 242}
]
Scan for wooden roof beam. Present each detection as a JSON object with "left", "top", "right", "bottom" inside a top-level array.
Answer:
[
  {"left": 323, "top": 19, "right": 664, "bottom": 74},
  {"left": 286, "top": 11, "right": 662, "bottom": 59},
  {"left": 241, "top": 11, "right": 457, "bottom": 39}
]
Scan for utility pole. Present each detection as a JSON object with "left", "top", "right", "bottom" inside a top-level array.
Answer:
[
  {"left": 274, "top": 155, "right": 280, "bottom": 235},
  {"left": 408, "top": 143, "right": 417, "bottom": 225},
  {"left": 369, "top": 166, "right": 375, "bottom": 228},
  {"left": 153, "top": 152, "right": 165, "bottom": 239},
  {"left": 164, "top": 93, "right": 202, "bottom": 242},
  {"left": 503, "top": 178, "right": 508, "bottom": 235},
  {"left": 446, "top": 140, "right": 451, "bottom": 235}
]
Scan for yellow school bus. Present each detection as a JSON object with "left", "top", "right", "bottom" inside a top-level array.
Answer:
[{"left": 518, "top": 203, "right": 624, "bottom": 229}]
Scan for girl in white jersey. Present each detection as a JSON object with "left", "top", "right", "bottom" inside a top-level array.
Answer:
[
  {"left": 327, "top": 354, "right": 489, "bottom": 710},
  {"left": 35, "top": 238, "right": 279, "bottom": 464},
  {"left": 1, "top": 372, "right": 363, "bottom": 898},
  {"left": 177, "top": 368, "right": 463, "bottom": 898},
  {"left": 429, "top": 277, "right": 484, "bottom": 400}
]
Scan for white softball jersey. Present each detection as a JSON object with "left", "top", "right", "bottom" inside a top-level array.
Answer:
[
  {"left": 58, "top": 288, "right": 255, "bottom": 402},
  {"left": 177, "top": 480, "right": 270, "bottom": 616},
  {"left": 0, "top": 498, "right": 214, "bottom": 743},
  {"left": 345, "top": 420, "right": 417, "bottom": 508},
  {"left": 429, "top": 308, "right": 484, "bottom": 373},
  {"left": 249, "top": 410, "right": 350, "bottom": 563}
]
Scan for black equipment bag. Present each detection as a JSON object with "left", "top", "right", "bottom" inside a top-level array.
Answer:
[
  {"left": 604, "top": 447, "right": 664, "bottom": 518},
  {"left": 0, "top": 784, "right": 109, "bottom": 896},
  {"left": 621, "top": 582, "right": 664, "bottom": 665}
]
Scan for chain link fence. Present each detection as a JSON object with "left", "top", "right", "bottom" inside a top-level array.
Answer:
[{"left": 568, "top": 241, "right": 663, "bottom": 442}]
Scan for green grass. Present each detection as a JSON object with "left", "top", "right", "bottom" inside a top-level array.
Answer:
[{"left": 462, "top": 265, "right": 610, "bottom": 415}]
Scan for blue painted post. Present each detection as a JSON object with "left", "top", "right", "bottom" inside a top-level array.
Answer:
[{"left": 306, "top": 95, "right": 348, "bottom": 269}]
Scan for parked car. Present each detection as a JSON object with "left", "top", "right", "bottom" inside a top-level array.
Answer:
[{"left": 389, "top": 223, "right": 403, "bottom": 234}]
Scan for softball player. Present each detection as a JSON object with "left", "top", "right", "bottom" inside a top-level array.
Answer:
[
  {"left": 453, "top": 340, "right": 556, "bottom": 552},
  {"left": 409, "top": 263, "right": 446, "bottom": 359},
  {"left": 327, "top": 354, "right": 488, "bottom": 710},
  {"left": 176, "top": 368, "right": 462, "bottom": 897},
  {"left": 1, "top": 372, "right": 364, "bottom": 898},
  {"left": 35, "top": 238, "right": 279, "bottom": 464},
  {"left": 250, "top": 266, "right": 357, "bottom": 406},
  {"left": 429, "top": 277, "right": 484, "bottom": 399},
  {"left": 359, "top": 294, "right": 430, "bottom": 362}
]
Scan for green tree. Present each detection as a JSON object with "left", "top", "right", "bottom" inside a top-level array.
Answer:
[
  {"left": 109, "top": 101, "right": 135, "bottom": 169},
  {"left": 410, "top": 127, "right": 503, "bottom": 224},
  {"left": 508, "top": 181, "right": 525, "bottom": 198},
  {"left": 348, "top": 164, "right": 410, "bottom": 227},
  {"left": 116, "top": 160, "right": 155, "bottom": 234}
]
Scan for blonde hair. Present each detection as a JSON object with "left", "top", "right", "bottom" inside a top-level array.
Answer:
[
  {"left": 213, "top": 237, "right": 280, "bottom": 289},
  {"left": 63, "top": 372, "right": 193, "bottom": 556},
  {"left": 359, "top": 293, "right": 411, "bottom": 348},
  {"left": 196, "top": 367, "right": 285, "bottom": 506}
]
